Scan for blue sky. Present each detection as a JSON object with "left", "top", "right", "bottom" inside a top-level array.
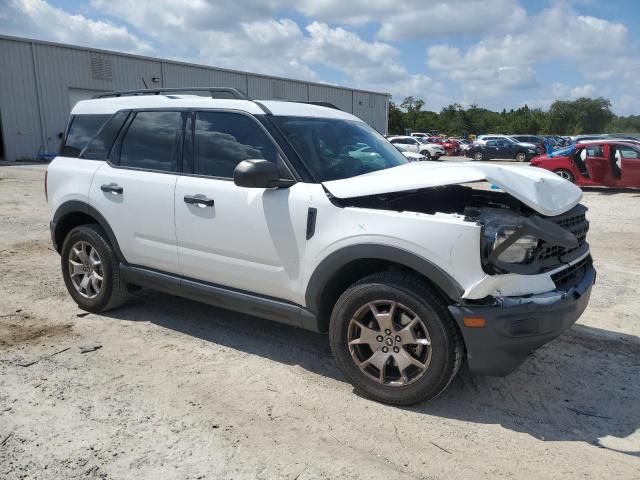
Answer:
[{"left": 2, "top": 0, "right": 639, "bottom": 114}]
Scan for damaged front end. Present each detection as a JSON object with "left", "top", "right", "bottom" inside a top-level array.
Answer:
[{"left": 323, "top": 163, "right": 596, "bottom": 375}]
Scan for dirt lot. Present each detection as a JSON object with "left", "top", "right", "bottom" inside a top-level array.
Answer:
[{"left": 1, "top": 161, "right": 639, "bottom": 479}]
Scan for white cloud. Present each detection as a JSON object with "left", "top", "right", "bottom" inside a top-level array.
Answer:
[
  {"left": 294, "top": 0, "right": 526, "bottom": 40},
  {"left": 426, "top": 4, "right": 633, "bottom": 106},
  {"left": 0, "top": 0, "right": 152, "bottom": 54}
]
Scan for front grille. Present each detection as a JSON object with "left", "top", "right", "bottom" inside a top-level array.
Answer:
[
  {"left": 551, "top": 256, "right": 591, "bottom": 290},
  {"left": 537, "top": 206, "right": 589, "bottom": 261}
]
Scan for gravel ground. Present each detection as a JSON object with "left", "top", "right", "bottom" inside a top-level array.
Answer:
[{"left": 0, "top": 160, "right": 639, "bottom": 479}]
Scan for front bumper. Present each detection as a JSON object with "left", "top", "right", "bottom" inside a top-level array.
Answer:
[{"left": 448, "top": 264, "right": 596, "bottom": 376}]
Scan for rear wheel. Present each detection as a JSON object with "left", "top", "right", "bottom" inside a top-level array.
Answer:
[
  {"left": 515, "top": 152, "right": 527, "bottom": 162},
  {"left": 61, "top": 224, "right": 128, "bottom": 313},
  {"left": 554, "top": 168, "right": 575, "bottom": 183},
  {"left": 420, "top": 150, "right": 432, "bottom": 161},
  {"left": 473, "top": 152, "right": 483, "bottom": 161},
  {"left": 329, "top": 272, "right": 463, "bottom": 405}
]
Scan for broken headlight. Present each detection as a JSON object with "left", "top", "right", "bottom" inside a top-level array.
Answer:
[
  {"left": 489, "top": 227, "right": 538, "bottom": 263},
  {"left": 475, "top": 208, "right": 539, "bottom": 266}
]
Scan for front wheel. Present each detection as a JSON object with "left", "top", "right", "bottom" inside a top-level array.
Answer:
[
  {"left": 515, "top": 152, "right": 527, "bottom": 162},
  {"left": 554, "top": 168, "right": 575, "bottom": 183},
  {"left": 329, "top": 272, "right": 463, "bottom": 405},
  {"left": 61, "top": 224, "right": 129, "bottom": 313},
  {"left": 420, "top": 150, "right": 432, "bottom": 161}
]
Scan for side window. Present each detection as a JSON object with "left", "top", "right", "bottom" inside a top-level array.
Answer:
[
  {"left": 193, "top": 111, "right": 277, "bottom": 178},
  {"left": 119, "top": 111, "right": 184, "bottom": 172},
  {"left": 586, "top": 145, "right": 604, "bottom": 157},
  {"left": 619, "top": 147, "right": 640, "bottom": 159},
  {"left": 390, "top": 138, "right": 401, "bottom": 144},
  {"left": 486, "top": 140, "right": 497, "bottom": 147},
  {"left": 61, "top": 114, "right": 110, "bottom": 158},
  {"left": 81, "top": 111, "right": 129, "bottom": 160}
]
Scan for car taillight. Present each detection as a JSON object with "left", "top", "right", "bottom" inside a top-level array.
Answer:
[{"left": 44, "top": 169, "right": 48, "bottom": 201}]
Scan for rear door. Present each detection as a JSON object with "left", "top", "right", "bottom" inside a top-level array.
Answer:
[
  {"left": 582, "top": 144, "right": 610, "bottom": 185},
  {"left": 89, "top": 110, "right": 186, "bottom": 274}
]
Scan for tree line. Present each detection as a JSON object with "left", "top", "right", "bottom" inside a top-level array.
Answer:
[{"left": 389, "top": 97, "right": 640, "bottom": 137}]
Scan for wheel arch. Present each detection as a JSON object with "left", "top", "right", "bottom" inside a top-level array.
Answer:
[
  {"left": 305, "top": 245, "right": 464, "bottom": 333},
  {"left": 52, "top": 200, "right": 126, "bottom": 263}
]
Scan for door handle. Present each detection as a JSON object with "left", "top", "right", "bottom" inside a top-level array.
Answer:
[
  {"left": 184, "top": 195, "right": 214, "bottom": 207},
  {"left": 101, "top": 183, "right": 123, "bottom": 195}
]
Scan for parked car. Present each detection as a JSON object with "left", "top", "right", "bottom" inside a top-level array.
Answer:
[
  {"left": 394, "top": 145, "right": 426, "bottom": 162},
  {"left": 511, "top": 135, "right": 546, "bottom": 152},
  {"left": 465, "top": 138, "right": 539, "bottom": 162},
  {"left": 531, "top": 140, "right": 640, "bottom": 187},
  {"left": 387, "top": 136, "right": 445, "bottom": 160},
  {"left": 476, "top": 135, "right": 539, "bottom": 151},
  {"left": 442, "top": 138, "right": 461, "bottom": 156},
  {"left": 47, "top": 87, "right": 594, "bottom": 406}
]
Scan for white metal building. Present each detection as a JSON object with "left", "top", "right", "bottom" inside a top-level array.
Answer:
[{"left": 0, "top": 35, "right": 389, "bottom": 162}]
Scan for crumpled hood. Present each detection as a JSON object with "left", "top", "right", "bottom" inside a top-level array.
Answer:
[{"left": 322, "top": 162, "right": 583, "bottom": 217}]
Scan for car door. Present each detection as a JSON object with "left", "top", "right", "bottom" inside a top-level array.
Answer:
[
  {"left": 390, "top": 138, "right": 408, "bottom": 152},
  {"left": 174, "top": 110, "right": 305, "bottom": 302},
  {"left": 405, "top": 138, "right": 420, "bottom": 153},
  {"left": 484, "top": 140, "right": 499, "bottom": 158},
  {"left": 89, "top": 110, "right": 185, "bottom": 275},
  {"left": 494, "top": 140, "right": 511, "bottom": 159},
  {"left": 615, "top": 144, "right": 640, "bottom": 187},
  {"left": 582, "top": 144, "right": 611, "bottom": 185}
]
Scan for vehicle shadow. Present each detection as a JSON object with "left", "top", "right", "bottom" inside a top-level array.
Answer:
[
  {"left": 581, "top": 186, "right": 640, "bottom": 195},
  {"left": 105, "top": 290, "right": 640, "bottom": 456}
]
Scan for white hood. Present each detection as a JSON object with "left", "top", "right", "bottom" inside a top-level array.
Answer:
[{"left": 322, "top": 162, "right": 582, "bottom": 217}]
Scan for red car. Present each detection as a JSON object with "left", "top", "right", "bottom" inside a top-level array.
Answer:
[
  {"left": 530, "top": 140, "right": 640, "bottom": 187},
  {"left": 427, "top": 137, "right": 460, "bottom": 155}
]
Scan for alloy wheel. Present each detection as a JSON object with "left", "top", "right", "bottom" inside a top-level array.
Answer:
[
  {"left": 474, "top": 152, "right": 483, "bottom": 161},
  {"left": 347, "top": 300, "right": 432, "bottom": 386},
  {"left": 68, "top": 241, "right": 103, "bottom": 299}
]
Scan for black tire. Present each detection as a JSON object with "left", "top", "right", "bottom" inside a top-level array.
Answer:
[
  {"left": 515, "top": 151, "right": 528, "bottom": 162},
  {"left": 329, "top": 272, "right": 463, "bottom": 406},
  {"left": 420, "top": 150, "right": 432, "bottom": 161},
  {"left": 554, "top": 168, "right": 575, "bottom": 183},
  {"left": 473, "top": 151, "right": 483, "bottom": 161},
  {"left": 61, "top": 224, "right": 128, "bottom": 313}
]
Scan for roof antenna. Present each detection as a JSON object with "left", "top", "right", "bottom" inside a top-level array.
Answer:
[{"left": 141, "top": 77, "right": 149, "bottom": 89}]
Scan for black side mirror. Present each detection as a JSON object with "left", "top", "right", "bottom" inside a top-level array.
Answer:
[{"left": 234, "top": 159, "right": 288, "bottom": 188}]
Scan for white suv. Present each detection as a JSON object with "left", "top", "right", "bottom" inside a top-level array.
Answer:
[
  {"left": 387, "top": 136, "right": 445, "bottom": 160},
  {"left": 47, "top": 87, "right": 595, "bottom": 405}
]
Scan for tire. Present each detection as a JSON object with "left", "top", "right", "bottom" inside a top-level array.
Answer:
[
  {"left": 61, "top": 224, "right": 128, "bottom": 313},
  {"left": 329, "top": 272, "right": 463, "bottom": 406},
  {"left": 473, "top": 152, "right": 483, "bottom": 161},
  {"left": 515, "top": 152, "right": 527, "bottom": 162},
  {"left": 554, "top": 168, "right": 575, "bottom": 183},
  {"left": 420, "top": 150, "right": 432, "bottom": 161}
]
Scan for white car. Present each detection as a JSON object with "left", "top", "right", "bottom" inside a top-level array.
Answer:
[
  {"left": 400, "top": 150, "right": 426, "bottom": 161},
  {"left": 47, "top": 87, "right": 595, "bottom": 406},
  {"left": 387, "top": 136, "right": 445, "bottom": 160}
]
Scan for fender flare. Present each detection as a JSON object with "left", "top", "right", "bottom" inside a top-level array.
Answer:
[
  {"left": 304, "top": 244, "right": 464, "bottom": 316},
  {"left": 52, "top": 200, "right": 127, "bottom": 263}
]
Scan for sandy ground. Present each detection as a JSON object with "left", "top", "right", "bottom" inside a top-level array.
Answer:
[{"left": 0, "top": 161, "right": 638, "bottom": 479}]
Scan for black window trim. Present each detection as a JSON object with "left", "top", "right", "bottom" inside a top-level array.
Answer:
[
  {"left": 184, "top": 108, "right": 297, "bottom": 183},
  {"left": 105, "top": 107, "right": 300, "bottom": 184},
  {"left": 108, "top": 108, "right": 188, "bottom": 175}
]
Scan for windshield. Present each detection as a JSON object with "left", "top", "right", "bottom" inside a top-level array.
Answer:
[{"left": 273, "top": 116, "right": 407, "bottom": 182}]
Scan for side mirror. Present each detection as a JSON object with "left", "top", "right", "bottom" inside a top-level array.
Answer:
[{"left": 233, "top": 159, "right": 288, "bottom": 188}]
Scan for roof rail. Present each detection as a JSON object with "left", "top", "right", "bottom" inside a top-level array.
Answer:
[
  {"left": 298, "top": 101, "right": 341, "bottom": 111},
  {"left": 93, "top": 87, "right": 250, "bottom": 100}
]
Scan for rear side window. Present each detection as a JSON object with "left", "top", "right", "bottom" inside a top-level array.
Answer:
[
  {"left": 193, "top": 111, "right": 277, "bottom": 178},
  {"left": 81, "top": 111, "right": 129, "bottom": 160},
  {"left": 61, "top": 114, "right": 110, "bottom": 157},
  {"left": 119, "top": 111, "right": 184, "bottom": 172}
]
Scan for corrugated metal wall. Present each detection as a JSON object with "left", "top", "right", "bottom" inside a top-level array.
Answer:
[{"left": 0, "top": 35, "right": 389, "bottom": 161}]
